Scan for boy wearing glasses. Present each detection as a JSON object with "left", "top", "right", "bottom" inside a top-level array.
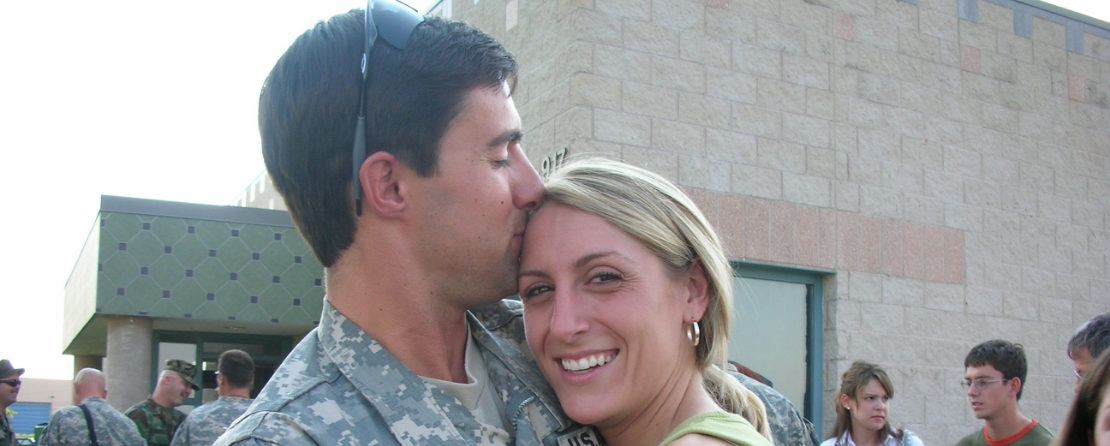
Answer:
[
  {"left": 0, "top": 359, "right": 22, "bottom": 446},
  {"left": 955, "top": 340, "right": 1053, "bottom": 446}
]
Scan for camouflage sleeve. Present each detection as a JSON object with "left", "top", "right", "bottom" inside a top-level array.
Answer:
[
  {"left": 126, "top": 408, "right": 152, "bottom": 441},
  {"left": 36, "top": 417, "right": 63, "bottom": 446},
  {"left": 170, "top": 420, "right": 188, "bottom": 446},
  {"left": 216, "top": 412, "right": 316, "bottom": 446},
  {"left": 730, "top": 371, "right": 819, "bottom": 446}
]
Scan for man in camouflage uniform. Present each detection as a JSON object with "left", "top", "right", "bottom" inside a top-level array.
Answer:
[
  {"left": 171, "top": 350, "right": 255, "bottom": 446},
  {"left": 39, "top": 368, "right": 144, "bottom": 446},
  {"left": 216, "top": 3, "right": 598, "bottom": 445},
  {"left": 0, "top": 359, "right": 23, "bottom": 446},
  {"left": 216, "top": 2, "right": 815, "bottom": 446},
  {"left": 126, "top": 360, "right": 198, "bottom": 446}
]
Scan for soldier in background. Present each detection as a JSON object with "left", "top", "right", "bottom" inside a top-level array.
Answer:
[
  {"left": 0, "top": 359, "right": 23, "bottom": 446},
  {"left": 171, "top": 350, "right": 254, "bottom": 446},
  {"left": 39, "top": 368, "right": 144, "bottom": 445},
  {"left": 125, "top": 360, "right": 198, "bottom": 446}
]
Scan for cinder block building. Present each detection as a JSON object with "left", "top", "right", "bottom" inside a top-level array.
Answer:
[{"left": 438, "top": 0, "right": 1110, "bottom": 442}]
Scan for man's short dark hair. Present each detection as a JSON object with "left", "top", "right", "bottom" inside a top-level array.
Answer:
[
  {"left": 259, "top": 10, "right": 518, "bottom": 267},
  {"left": 1068, "top": 313, "right": 1110, "bottom": 360},
  {"left": 218, "top": 349, "right": 255, "bottom": 389},
  {"left": 965, "top": 340, "right": 1028, "bottom": 399}
]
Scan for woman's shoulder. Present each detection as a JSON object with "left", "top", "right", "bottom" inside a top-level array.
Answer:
[
  {"left": 669, "top": 433, "right": 740, "bottom": 446},
  {"left": 662, "top": 412, "right": 773, "bottom": 446}
]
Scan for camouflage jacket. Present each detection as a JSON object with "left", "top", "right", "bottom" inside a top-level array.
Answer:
[
  {"left": 171, "top": 396, "right": 253, "bottom": 446},
  {"left": 216, "top": 299, "right": 601, "bottom": 446},
  {"left": 39, "top": 397, "right": 145, "bottom": 446},
  {"left": 125, "top": 397, "right": 186, "bottom": 446},
  {"left": 0, "top": 411, "right": 12, "bottom": 446},
  {"left": 731, "top": 373, "right": 818, "bottom": 446}
]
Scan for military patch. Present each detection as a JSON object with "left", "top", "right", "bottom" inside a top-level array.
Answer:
[{"left": 556, "top": 426, "right": 603, "bottom": 446}]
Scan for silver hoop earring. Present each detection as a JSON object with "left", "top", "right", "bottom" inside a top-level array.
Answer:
[{"left": 686, "top": 320, "right": 701, "bottom": 347}]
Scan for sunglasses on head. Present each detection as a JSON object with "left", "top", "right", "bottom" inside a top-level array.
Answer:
[
  {"left": 352, "top": 0, "right": 425, "bottom": 216},
  {"left": 0, "top": 379, "right": 20, "bottom": 387}
]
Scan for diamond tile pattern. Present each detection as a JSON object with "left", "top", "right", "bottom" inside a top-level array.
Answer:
[{"left": 96, "top": 213, "right": 324, "bottom": 324}]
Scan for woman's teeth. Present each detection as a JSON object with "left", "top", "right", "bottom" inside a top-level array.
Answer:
[{"left": 561, "top": 353, "right": 615, "bottom": 372}]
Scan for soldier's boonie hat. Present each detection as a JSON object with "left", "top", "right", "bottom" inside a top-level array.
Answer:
[
  {"left": 165, "top": 359, "right": 200, "bottom": 390},
  {"left": 0, "top": 359, "right": 24, "bottom": 379}
]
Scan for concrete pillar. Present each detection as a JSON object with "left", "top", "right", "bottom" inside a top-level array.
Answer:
[
  {"left": 106, "top": 316, "right": 152, "bottom": 411},
  {"left": 73, "top": 355, "right": 103, "bottom": 375}
]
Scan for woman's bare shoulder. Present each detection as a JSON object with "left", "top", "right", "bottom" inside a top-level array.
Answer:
[{"left": 668, "top": 433, "right": 740, "bottom": 446}]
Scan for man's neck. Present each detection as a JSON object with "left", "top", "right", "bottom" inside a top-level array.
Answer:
[
  {"left": 150, "top": 393, "right": 174, "bottom": 409},
  {"left": 325, "top": 261, "right": 471, "bottom": 383},
  {"left": 218, "top": 387, "right": 251, "bottom": 399},
  {"left": 983, "top": 406, "right": 1032, "bottom": 441}
]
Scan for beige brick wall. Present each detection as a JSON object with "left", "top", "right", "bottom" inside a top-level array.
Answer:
[{"left": 449, "top": 0, "right": 1110, "bottom": 442}]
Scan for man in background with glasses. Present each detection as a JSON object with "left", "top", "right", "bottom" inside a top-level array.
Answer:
[
  {"left": 1067, "top": 313, "right": 1110, "bottom": 393},
  {"left": 955, "top": 340, "right": 1053, "bottom": 446},
  {"left": 0, "top": 359, "right": 23, "bottom": 446},
  {"left": 216, "top": 2, "right": 599, "bottom": 445}
]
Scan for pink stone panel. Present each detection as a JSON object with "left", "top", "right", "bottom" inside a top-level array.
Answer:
[
  {"left": 881, "top": 219, "right": 905, "bottom": 276},
  {"left": 795, "top": 206, "right": 820, "bottom": 268},
  {"left": 858, "top": 216, "right": 882, "bottom": 273},
  {"left": 961, "top": 46, "right": 980, "bottom": 74},
  {"left": 743, "top": 197, "right": 771, "bottom": 261},
  {"left": 818, "top": 208, "right": 838, "bottom": 269},
  {"left": 1069, "top": 76, "right": 1087, "bottom": 102},
  {"left": 945, "top": 230, "right": 966, "bottom": 284},
  {"left": 903, "top": 225, "right": 926, "bottom": 280},
  {"left": 837, "top": 212, "right": 859, "bottom": 271},
  {"left": 718, "top": 194, "right": 745, "bottom": 259},
  {"left": 834, "top": 12, "right": 854, "bottom": 41},
  {"left": 923, "top": 227, "right": 946, "bottom": 282},
  {"left": 686, "top": 188, "right": 721, "bottom": 229},
  {"left": 769, "top": 202, "right": 796, "bottom": 264}
]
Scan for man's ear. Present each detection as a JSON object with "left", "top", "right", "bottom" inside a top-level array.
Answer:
[
  {"left": 684, "top": 259, "right": 710, "bottom": 321},
  {"left": 359, "top": 151, "right": 407, "bottom": 217},
  {"left": 1008, "top": 377, "right": 1022, "bottom": 398}
]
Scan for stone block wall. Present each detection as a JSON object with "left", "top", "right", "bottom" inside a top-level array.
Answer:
[{"left": 448, "top": 0, "right": 1110, "bottom": 442}]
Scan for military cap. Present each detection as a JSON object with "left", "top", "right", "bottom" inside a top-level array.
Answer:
[
  {"left": 165, "top": 359, "right": 199, "bottom": 390},
  {"left": 0, "top": 359, "right": 24, "bottom": 379}
]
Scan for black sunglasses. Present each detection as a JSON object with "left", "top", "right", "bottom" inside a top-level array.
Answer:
[
  {"left": 0, "top": 379, "right": 20, "bottom": 387},
  {"left": 352, "top": 0, "right": 425, "bottom": 216}
]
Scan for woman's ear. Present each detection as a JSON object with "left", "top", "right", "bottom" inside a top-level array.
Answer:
[
  {"left": 359, "top": 151, "right": 408, "bottom": 218},
  {"left": 840, "top": 392, "right": 851, "bottom": 410},
  {"left": 684, "top": 259, "right": 710, "bottom": 321}
]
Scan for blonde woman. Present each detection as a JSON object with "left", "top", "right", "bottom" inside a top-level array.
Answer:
[{"left": 518, "top": 158, "right": 773, "bottom": 446}]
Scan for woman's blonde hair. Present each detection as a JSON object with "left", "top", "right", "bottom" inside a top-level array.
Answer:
[{"left": 543, "top": 157, "right": 770, "bottom": 439}]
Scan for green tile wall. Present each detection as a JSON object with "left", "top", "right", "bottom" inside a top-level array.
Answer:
[{"left": 95, "top": 212, "right": 324, "bottom": 325}]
